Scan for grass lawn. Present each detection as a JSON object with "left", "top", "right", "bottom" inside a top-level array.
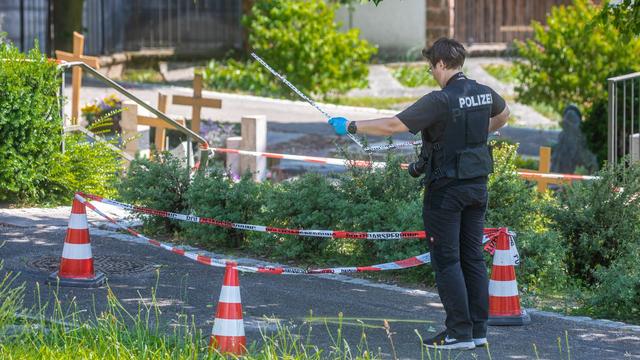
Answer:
[
  {"left": 387, "top": 64, "right": 439, "bottom": 88},
  {"left": 325, "top": 96, "right": 419, "bottom": 110},
  {"left": 122, "top": 68, "right": 166, "bottom": 84},
  {"left": 482, "top": 63, "right": 520, "bottom": 85}
]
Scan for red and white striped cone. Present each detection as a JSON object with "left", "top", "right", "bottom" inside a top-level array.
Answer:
[
  {"left": 487, "top": 229, "right": 531, "bottom": 326},
  {"left": 47, "top": 196, "right": 106, "bottom": 287},
  {"left": 209, "top": 261, "right": 246, "bottom": 355}
]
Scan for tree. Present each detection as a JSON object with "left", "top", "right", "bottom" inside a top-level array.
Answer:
[
  {"left": 52, "top": 0, "right": 84, "bottom": 52},
  {"left": 597, "top": 0, "right": 640, "bottom": 36}
]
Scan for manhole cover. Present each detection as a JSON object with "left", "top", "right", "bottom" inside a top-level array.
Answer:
[{"left": 28, "top": 255, "right": 158, "bottom": 275}]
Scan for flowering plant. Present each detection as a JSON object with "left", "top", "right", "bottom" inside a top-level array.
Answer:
[{"left": 81, "top": 94, "right": 123, "bottom": 133}]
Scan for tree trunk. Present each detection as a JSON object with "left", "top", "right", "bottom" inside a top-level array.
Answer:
[{"left": 52, "top": 0, "right": 84, "bottom": 52}]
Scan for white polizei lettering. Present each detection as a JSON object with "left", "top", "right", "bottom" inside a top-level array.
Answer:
[
  {"left": 61, "top": 243, "right": 93, "bottom": 260},
  {"left": 68, "top": 214, "right": 88, "bottom": 229},
  {"left": 219, "top": 285, "right": 241, "bottom": 303},
  {"left": 489, "top": 279, "right": 519, "bottom": 297},
  {"left": 212, "top": 318, "right": 245, "bottom": 336},
  {"left": 492, "top": 249, "right": 515, "bottom": 266},
  {"left": 465, "top": 98, "right": 472, "bottom": 107},
  {"left": 160, "top": 244, "right": 173, "bottom": 251},
  {"left": 333, "top": 267, "right": 356, "bottom": 274},
  {"left": 299, "top": 230, "right": 333, "bottom": 237},
  {"left": 459, "top": 94, "right": 494, "bottom": 108},
  {"left": 233, "top": 224, "right": 266, "bottom": 232},
  {"left": 185, "top": 215, "right": 200, "bottom": 223},
  {"left": 367, "top": 232, "right": 401, "bottom": 240}
]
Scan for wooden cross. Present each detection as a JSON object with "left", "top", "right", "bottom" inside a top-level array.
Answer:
[
  {"left": 55, "top": 32, "right": 100, "bottom": 125},
  {"left": 137, "top": 93, "right": 186, "bottom": 153},
  {"left": 172, "top": 74, "right": 222, "bottom": 134}
]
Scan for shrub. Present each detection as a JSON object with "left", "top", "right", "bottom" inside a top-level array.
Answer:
[
  {"left": 117, "top": 153, "right": 191, "bottom": 234},
  {"left": 46, "top": 131, "right": 123, "bottom": 204},
  {"left": 487, "top": 142, "right": 566, "bottom": 292},
  {"left": 514, "top": 0, "right": 640, "bottom": 113},
  {"left": 81, "top": 94, "right": 123, "bottom": 133},
  {"left": 247, "top": 172, "right": 346, "bottom": 261},
  {"left": 203, "top": 0, "right": 377, "bottom": 98},
  {"left": 0, "top": 43, "right": 63, "bottom": 204},
  {"left": 550, "top": 158, "right": 640, "bottom": 320},
  {"left": 183, "top": 170, "right": 264, "bottom": 249},
  {"left": 551, "top": 159, "right": 640, "bottom": 284}
]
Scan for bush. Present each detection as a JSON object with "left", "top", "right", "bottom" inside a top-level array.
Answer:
[
  {"left": 514, "top": 0, "right": 640, "bottom": 113},
  {"left": 183, "top": 170, "right": 264, "bottom": 249},
  {"left": 0, "top": 43, "right": 63, "bottom": 204},
  {"left": 550, "top": 159, "right": 640, "bottom": 320},
  {"left": 47, "top": 131, "right": 123, "bottom": 204},
  {"left": 117, "top": 153, "right": 191, "bottom": 234},
  {"left": 487, "top": 142, "right": 566, "bottom": 293},
  {"left": 551, "top": 159, "right": 640, "bottom": 283},
  {"left": 203, "top": 0, "right": 377, "bottom": 99}
]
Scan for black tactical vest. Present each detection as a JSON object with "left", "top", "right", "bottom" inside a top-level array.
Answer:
[{"left": 422, "top": 73, "right": 494, "bottom": 184}]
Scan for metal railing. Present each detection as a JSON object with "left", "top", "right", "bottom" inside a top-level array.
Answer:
[
  {"left": 608, "top": 72, "right": 640, "bottom": 164},
  {"left": 58, "top": 61, "right": 209, "bottom": 170}
]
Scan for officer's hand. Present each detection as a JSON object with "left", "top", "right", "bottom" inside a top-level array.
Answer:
[{"left": 328, "top": 117, "right": 349, "bottom": 136}]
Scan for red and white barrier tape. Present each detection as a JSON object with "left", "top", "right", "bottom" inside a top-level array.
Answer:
[
  {"left": 210, "top": 147, "right": 598, "bottom": 181},
  {"left": 76, "top": 193, "right": 503, "bottom": 274},
  {"left": 79, "top": 192, "right": 431, "bottom": 240}
]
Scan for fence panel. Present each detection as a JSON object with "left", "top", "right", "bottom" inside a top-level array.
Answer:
[
  {"left": 0, "top": 0, "right": 49, "bottom": 54},
  {"left": 608, "top": 73, "right": 640, "bottom": 164},
  {"left": 83, "top": 0, "right": 242, "bottom": 56}
]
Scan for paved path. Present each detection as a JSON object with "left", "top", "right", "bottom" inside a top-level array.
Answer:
[{"left": 1, "top": 208, "right": 639, "bottom": 359}]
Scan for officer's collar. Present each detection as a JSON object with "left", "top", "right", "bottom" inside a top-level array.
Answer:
[{"left": 445, "top": 72, "right": 466, "bottom": 87}]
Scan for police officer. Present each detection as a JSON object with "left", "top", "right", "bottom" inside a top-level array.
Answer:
[{"left": 329, "top": 38, "right": 509, "bottom": 350}]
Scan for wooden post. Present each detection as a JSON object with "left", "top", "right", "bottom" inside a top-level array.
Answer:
[
  {"left": 55, "top": 32, "right": 100, "bottom": 125},
  {"left": 240, "top": 115, "right": 267, "bottom": 182},
  {"left": 136, "top": 93, "right": 186, "bottom": 153},
  {"left": 225, "top": 136, "right": 243, "bottom": 179},
  {"left": 172, "top": 74, "right": 222, "bottom": 134},
  {"left": 537, "top": 146, "right": 551, "bottom": 192},
  {"left": 120, "top": 101, "right": 140, "bottom": 159}
]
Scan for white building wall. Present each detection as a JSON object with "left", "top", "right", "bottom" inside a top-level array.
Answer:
[{"left": 335, "top": 0, "right": 426, "bottom": 58}]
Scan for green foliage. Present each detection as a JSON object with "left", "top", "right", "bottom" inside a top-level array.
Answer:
[
  {"left": 597, "top": 0, "right": 640, "bottom": 37},
  {"left": 514, "top": 0, "right": 640, "bottom": 113},
  {"left": 550, "top": 159, "right": 640, "bottom": 321},
  {"left": 118, "top": 154, "right": 191, "bottom": 234},
  {"left": 389, "top": 65, "right": 438, "bottom": 88},
  {"left": 46, "top": 132, "right": 122, "bottom": 204},
  {"left": 482, "top": 63, "right": 520, "bottom": 85},
  {"left": 203, "top": 0, "right": 377, "bottom": 99},
  {"left": 0, "top": 43, "right": 63, "bottom": 204},
  {"left": 182, "top": 169, "right": 264, "bottom": 249},
  {"left": 487, "top": 142, "right": 566, "bottom": 293}
]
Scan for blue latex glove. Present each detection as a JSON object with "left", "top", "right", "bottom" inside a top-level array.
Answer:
[{"left": 328, "top": 117, "right": 349, "bottom": 136}]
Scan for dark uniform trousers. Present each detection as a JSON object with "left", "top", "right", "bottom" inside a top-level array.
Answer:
[{"left": 423, "top": 181, "right": 489, "bottom": 341}]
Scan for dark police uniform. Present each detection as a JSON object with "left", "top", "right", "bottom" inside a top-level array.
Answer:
[{"left": 397, "top": 72, "right": 506, "bottom": 341}]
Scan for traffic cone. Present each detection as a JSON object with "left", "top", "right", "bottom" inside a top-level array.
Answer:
[
  {"left": 47, "top": 196, "right": 106, "bottom": 287},
  {"left": 210, "top": 261, "right": 246, "bottom": 355},
  {"left": 487, "top": 228, "right": 531, "bottom": 326}
]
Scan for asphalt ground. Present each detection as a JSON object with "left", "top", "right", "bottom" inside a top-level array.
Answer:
[{"left": 0, "top": 209, "right": 639, "bottom": 359}]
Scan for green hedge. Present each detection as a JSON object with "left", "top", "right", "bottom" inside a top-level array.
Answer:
[{"left": 0, "top": 44, "right": 63, "bottom": 203}]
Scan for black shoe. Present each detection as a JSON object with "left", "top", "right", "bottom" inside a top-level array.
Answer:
[{"left": 423, "top": 330, "right": 476, "bottom": 350}]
